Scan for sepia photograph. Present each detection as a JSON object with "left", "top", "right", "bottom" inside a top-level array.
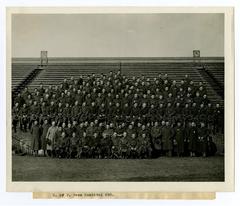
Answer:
[{"left": 6, "top": 7, "right": 234, "bottom": 192}]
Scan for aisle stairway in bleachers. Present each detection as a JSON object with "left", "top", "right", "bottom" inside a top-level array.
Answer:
[
  {"left": 12, "top": 64, "right": 43, "bottom": 99},
  {"left": 12, "top": 64, "right": 36, "bottom": 91},
  {"left": 198, "top": 67, "right": 224, "bottom": 100},
  {"left": 204, "top": 63, "right": 224, "bottom": 88}
]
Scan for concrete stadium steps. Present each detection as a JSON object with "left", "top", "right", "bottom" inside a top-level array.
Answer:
[
  {"left": 121, "top": 63, "right": 223, "bottom": 106},
  {"left": 23, "top": 62, "right": 224, "bottom": 107},
  {"left": 11, "top": 65, "right": 36, "bottom": 90},
  {"left": 27, "top": 64, "right": 120, "bottom": 90}
]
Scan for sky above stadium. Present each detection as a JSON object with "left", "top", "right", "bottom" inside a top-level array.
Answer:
[{"left": 12, "top": 13, "right": 224, "bottom": 58}]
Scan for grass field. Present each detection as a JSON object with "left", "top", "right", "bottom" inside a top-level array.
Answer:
[{"left": 12, "top": 155, "right": 224, "bottom": 182}]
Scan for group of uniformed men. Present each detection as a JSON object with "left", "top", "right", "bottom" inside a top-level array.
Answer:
[{"left": 12, "top": 70, "right": 224, "bottom": 158}]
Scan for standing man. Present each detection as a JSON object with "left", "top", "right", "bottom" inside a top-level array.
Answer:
[
  {"left": 198, "top": 122, "right": 208, "bottom": 157},
  {"left": 162, "top": 121, "right": 174, "bottom": 157},
  {"left": 46, "top": 121, "right": 58, "bottom": 157},
  {"left": 174, "top": 122, "right": 185, "bottom": 157},
  {"left": 188, "top": 122, "right": 198, "bottom": 157},
  {"left": 40, "top": 119, "right": 50, "bottom": 156},
  {"left": 31, "top": 120, "right": 41, "bottom": 156}
]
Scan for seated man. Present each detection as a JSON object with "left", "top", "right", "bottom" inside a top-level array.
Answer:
[
  {"left": 100, "top": 133, "right": 112, "bottom": 158},
  {"left": 129, "top": 133, "right": 138, "bottom": 159},
  {"left": 89, "top": 132, "right": 101, "bottom": 158},
  {"left": 139, "top": 133, "right": 152, "bottom": 158},
  {"left": 81, "top": 132, "right": 91, "bottom": 158},
  {"left": 58, "top": 132, "right": 68, "bottom": 158}
]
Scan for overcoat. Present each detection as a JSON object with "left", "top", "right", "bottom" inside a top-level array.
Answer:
[
  {"left": 41, "top": 123, "right": 50, "bottom": 150},
  {"left": 46, "top": 126, "right": 58, "bottom": 150},
  {"left": 188, "top": 127, "right": 198, "bottom": 152},
  {"left": 162, "top": 126, "right": 173, "bottom": 151},
  {"left": 31, "top": 125, "right": 40, "bottom": 151},
  {"left": 175, "top": 127, "right": 185, "bottom": 154}
]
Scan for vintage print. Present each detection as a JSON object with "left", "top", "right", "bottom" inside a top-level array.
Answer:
[{"left": 7, "top": 7, "right": 234, "bottom": 192}]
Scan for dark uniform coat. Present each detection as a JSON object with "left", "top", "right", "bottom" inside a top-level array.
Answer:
[
  {"left": 41, "top": 123, "right": 50, "bottom": 150},
  {"left": 31, "top": 125, "right": 40, "bottom": 150},
  {"left": 188, "top": 127, "right": 198, "bottom": 152},
  {"left": 162, "top": 126, "right": 173, "bottom": 151},
  {"left": 174, "top": 126, "right": 185, "bottom": 154}
]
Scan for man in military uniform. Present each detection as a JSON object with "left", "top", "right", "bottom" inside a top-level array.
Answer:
[
  {"left": 19, "top": 103, "right": 28, "bottom": 132},
  {"left": 197, "top": 122, "right": 209, "bottom": 157},
  {"left": 206, "top": 103, "right": 214, "bottom": 133},
  {"left": 161, "top": 121, "right": 174, "bottom": 156},
  {"left": 40, "top": 102, "right": 49, "bottom": 124},
  {"left": 174, "top": 122, "right": 185, "bottom": 156},
  {"left": 100, "top": 132, "right": 112, "bottom": 158},
  {"left": 151, "top": 122, "right": 162, "bottom": 153},
  {"left": 54, "top": 126, "right": 63, "bottom": 157},
  {"left": 129, "top": 133, "right": 138, "bottom": 158},
  {"left": 140, "top": 102, "right": 148, "bottom": 123},
  {"left": 30, "top": 101, "right": 41, "bottom": 127},
  {"left": 40, "top": 119, "right": 50, "bottom": 156},
  {"left": 213, "top": 104, "right": 224, "bottom": 134},
  {"left": 120, "top": 132, "right": 129, "bottom": 158},
  {"left": 188, "top": 122, "right": 198, "bottom": 157},
  {"left": 111, "top": 132, "right": 120, "bottom": 158},
  {"left": 12, "top": 103, "right": 20, "bottom": 133},
  {"left": 31, "top": 120, "right": 41, "bottom": 156},
  {"left": 68, "top": 132, "right": 79, "bottom": 158},
  {"left": 71, "top": 101, "right": 80, "bottom": 121}
]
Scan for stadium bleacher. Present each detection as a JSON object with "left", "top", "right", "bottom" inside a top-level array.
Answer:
[
  {"left": 27, "top": 63, "right": 119, "bottom": 91},
  {"left": 121, "top": 62, "right": 223, "bottom": 106},
  {"left": 19, "top": 61, "right": 224, "bottom": 107}
]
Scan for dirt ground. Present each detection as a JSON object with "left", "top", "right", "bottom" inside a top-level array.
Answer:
[{"left": 12, "top": 155, "right": 224, "bottom": 182}]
